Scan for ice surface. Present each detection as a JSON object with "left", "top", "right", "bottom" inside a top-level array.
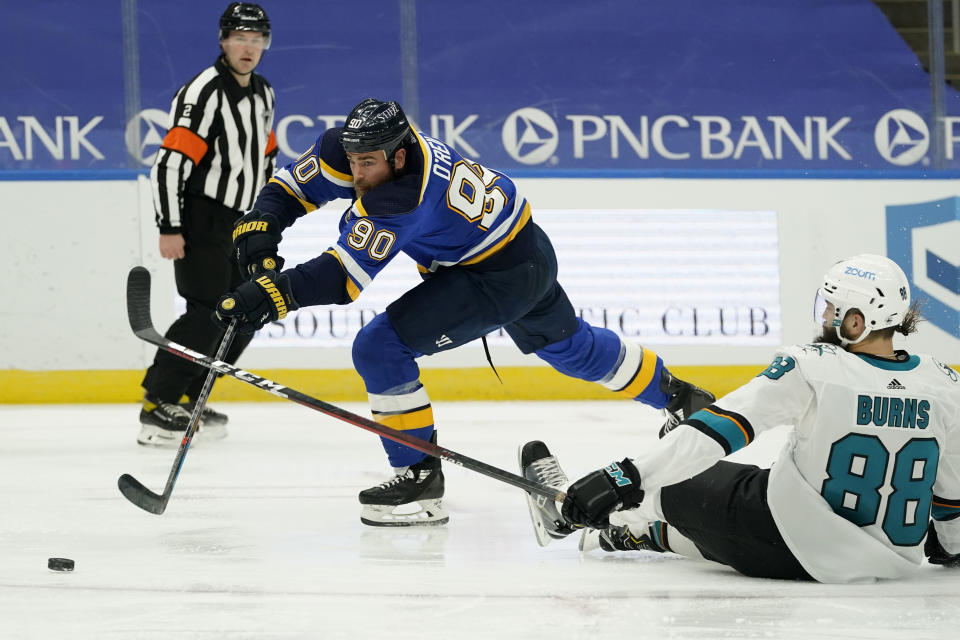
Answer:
[{"left": 1, "top": 401, "right": 957, "bottom": 639}]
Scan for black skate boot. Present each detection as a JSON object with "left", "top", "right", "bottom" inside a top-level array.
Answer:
[
  {"left": 519, "top": 440, "right": 577, "bottom": 546},
  {"left": 658, "top": 371, "right": 715, "bottom": 438},
  {"left": 359, "top": 454, "right": 448, "bottom": 526},
  {"left": 137, "top": 394, "right": 191, "bottom": 447},
  {"left": 579, "top": 522, "right": 669, "bottom": 554},
  {"left": 181, "top": 398, "right": 229, "bottom": 441}
]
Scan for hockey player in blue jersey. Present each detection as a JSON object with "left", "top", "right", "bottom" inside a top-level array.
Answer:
[
  {"left": 214, "top": 98, "right": 714, "bottom": 527},
  {"left": 521, "top": 254, "right": 960, "bottom": 583}
]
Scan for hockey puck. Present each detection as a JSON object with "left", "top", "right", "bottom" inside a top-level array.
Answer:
[{"left": 47, "top": 557, "right": 75, "bottom": 572}]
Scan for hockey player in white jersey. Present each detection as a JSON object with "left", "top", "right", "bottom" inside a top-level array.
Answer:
[{"left": 521, "top": 254, "right": 960, "bottom": 582}]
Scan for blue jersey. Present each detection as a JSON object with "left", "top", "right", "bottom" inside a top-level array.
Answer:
[{"left": 257, "top": 128, "right": 532, "bottom": 303}]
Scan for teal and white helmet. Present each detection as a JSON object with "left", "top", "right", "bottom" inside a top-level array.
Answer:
[{"left": 816, "top": 254, "right": 910, "bottom": 345}]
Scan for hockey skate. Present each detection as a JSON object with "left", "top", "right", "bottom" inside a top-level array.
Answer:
[
  {"left": 579, "top": 522, "right": 668, "bottom": 554},
  {"left": 518, "top": 440, "right": 577, "bottom": 546},
  {"left": 137, "top": 396, "right": 191, "bottom": 447},
  {"left": 359, "top": 455, "right": 448, "bottom": 526},
  {"left": 181, "top": 399, "right": 229, "bottom": 442},
  {"left": 659, "top": 371, "right": 715, "bottom": 438}
]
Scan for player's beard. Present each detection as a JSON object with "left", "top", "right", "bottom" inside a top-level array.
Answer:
[
  {"left": 354, "top": 169, "right": 394, "bottom": 197},
  {"left": 814, "top": 327, "right": 844, "bottom": 347}
]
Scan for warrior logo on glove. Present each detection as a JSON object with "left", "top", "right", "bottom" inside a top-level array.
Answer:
[
  {"left": 233, "top": 210, "right": 285, "bottom": 276},
  {"left": 215, "top": 271, "right": 298, "bottom": 335},
  {"left": 232, "top": 219, "right": 270, "bottom": 240},
  {"left": 253, "top": 274, "right": 289, "bottom": 318}
]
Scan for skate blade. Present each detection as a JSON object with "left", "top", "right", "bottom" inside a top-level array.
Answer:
[
  {"left": 197, "top": 423, "right": 228, "bottom": 442},
  {"left": 579, "top": 529, "right": 603, "bottom": 553},
  {"left": 523, "top": 493, "right": 557, "bottom": 547},
  {"left": 136, "top": 424, "right": 184, "bottom": 448},
  {"left": 360, "top": 499, "right": 449, "bottom": 527}
]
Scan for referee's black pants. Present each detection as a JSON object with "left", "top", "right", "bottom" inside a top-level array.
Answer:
[{"left": 141, "top": 195, "right": 253, "bottom": 403}]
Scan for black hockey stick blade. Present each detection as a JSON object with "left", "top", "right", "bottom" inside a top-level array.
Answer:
[
  {"left": 117, "top": 473, "right": 168, "bottom": 515},
  {"left": 124, "top": 266, "right": 565, "bottom": 502},
  {"left": 120, "top": 272, "right": 239, "bottom": 515},
  {"left": 126, "top": 266, "right": 154, "bottom": 335}
]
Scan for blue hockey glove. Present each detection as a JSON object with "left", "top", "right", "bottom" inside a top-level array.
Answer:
[
  {"left": 215, "top": 271, "right": 298, "bottom": 335},
  {"left": 233, "top": 210, "right": 285, "bottom": 276},
  {"left": 561, "top": 458, "right": 644, "bottom": 530}
]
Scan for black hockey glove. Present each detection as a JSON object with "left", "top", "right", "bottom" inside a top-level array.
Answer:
[
  {"left": 233, "top": 210, "right": 285, "bottom": 276},
  {"left": 925, "top": 522, "right": 960, "bottom": 568},
  {"left": 215, "top": 271, "right": 298, "bottom": 335},
  {"left": 561, "top": 458, "right": 644, "bottom": 530}
]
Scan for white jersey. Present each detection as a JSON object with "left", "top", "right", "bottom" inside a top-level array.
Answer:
[{"left": 630, "top": 344, "right": 960, "bottom": 583}]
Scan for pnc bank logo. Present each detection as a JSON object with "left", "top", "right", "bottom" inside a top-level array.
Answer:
[
  {"left": 874, "top": 109, "right": 929, "bottom": 166},
  {"left": 125, "top": 108, "right": 169, "bottom": 166},
  {"left": 501, "top": 107, "right": 558, "bottom": 165}
]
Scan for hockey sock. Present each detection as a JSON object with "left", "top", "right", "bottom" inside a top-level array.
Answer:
[
  {"left": 535, "top": 319, "right": 670, "bottom": 408},
  {"left": 648, "top": 520, "right": 672, "bottom": 552},
  {"left": 368, "top": 381, "right": 435, "bottom": 468},
  {"left": 352, "top": 314, "right": 435, "bottom": 467}
]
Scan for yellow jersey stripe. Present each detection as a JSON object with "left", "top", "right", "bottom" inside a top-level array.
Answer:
[
  {"left": 354, "top": 199, "right": 369, "bottom": 218},
  {"left": 324, "top": 249, "right": 361, "bottom": 301},
  {"left": 412, "top": 130, "right": 431, "bottom": 204},
  {"left": 320, "top": 158, "right": 353, "bottom": 186},
  {"left": 331, "top": 245, "right": 372, "bottom": 289},
  {"left": 460, "top": 203, "right": 531, "bottom": 266},
  {"left": 269, "top": 177, "right": 317, "bottom": 213},
  {"left": 345, "top": 278, "right": 360, "bottom": 301}
]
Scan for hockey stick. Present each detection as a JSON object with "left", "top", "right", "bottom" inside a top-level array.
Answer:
[
  {"left": 118, "top": 317, "right": 239, "bottom": 514},
  {"left": 123, "top": 266, "right": 565, "bottom": 502}
]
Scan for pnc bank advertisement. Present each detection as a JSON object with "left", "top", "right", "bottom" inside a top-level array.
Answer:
[{"left": 6, "top": 0, "right": 960, "bottom": 173}]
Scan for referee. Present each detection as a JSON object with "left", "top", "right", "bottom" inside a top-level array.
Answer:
[{"left": 138, "top": 2, "right": 277, "bottom": 447}]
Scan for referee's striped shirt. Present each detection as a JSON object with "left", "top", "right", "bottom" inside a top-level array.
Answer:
[{"left": 150, "top": 56, "right": 278, "bottom": 232}]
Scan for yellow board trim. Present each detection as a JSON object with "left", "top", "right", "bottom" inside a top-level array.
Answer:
[
  {"left": 0, "top": 365, "right": 766, "bottom": 404},
  {"left": 615, "top": 347, "right": 659, "bottom": 398},
  {"left": 4, "top": 364, "right": 956, "bottom": 405}
]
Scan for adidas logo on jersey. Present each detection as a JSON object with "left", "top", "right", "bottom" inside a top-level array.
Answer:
[
  {"left": 435, "top": 334, "right": 453, "bottom": 347},
  {"left": 887, "top": 378, "right": 906, "bottom": 390}
]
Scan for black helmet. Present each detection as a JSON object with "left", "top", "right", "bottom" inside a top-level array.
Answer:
[
  {"left": 339, "top": 98, "right": 415, "bottom": 160},
  {"left": 219, "top": 3, "right": 271, "bottom": 48}
]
